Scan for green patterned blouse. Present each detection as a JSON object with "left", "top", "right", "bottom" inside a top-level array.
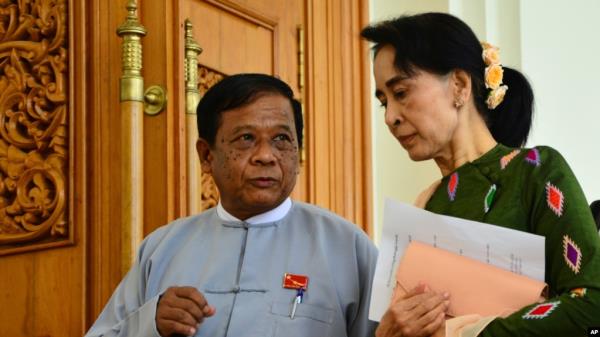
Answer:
[{"left": 425, "top": 144, "right": 600, "bottom": 336}]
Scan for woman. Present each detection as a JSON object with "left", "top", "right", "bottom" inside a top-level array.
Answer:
[{"left": 361, "top": 12, "right": 600, "bottom": 337}]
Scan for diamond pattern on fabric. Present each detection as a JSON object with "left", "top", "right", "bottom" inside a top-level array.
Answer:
[
  {"left": 546, "top": 182, "right": 564, "bottom": 217},
  {"left": 563, "top": 235, "right": 582, "bottom": 274},
  {"left": 525, "top": 148, "right": 541, "bottom": 166},
  {"left": 522, "top": 301, "right": 560, "bottom": 319}
]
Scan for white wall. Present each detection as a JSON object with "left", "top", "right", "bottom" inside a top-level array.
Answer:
[
  {"left": 369, "top": 1, "right": 447, "bottom": 244},
  {"left": 520, "top": 0, "right": 600, "bottom": 203},
  {"left": 368, "top": 0, "right": 600, "bottom": 244}
]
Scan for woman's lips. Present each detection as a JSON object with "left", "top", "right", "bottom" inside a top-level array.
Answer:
[{"left": 398, "top": 134, "right": 416, "bottom": 147}]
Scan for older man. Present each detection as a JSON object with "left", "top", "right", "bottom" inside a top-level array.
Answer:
[{"left": 86, "top": 74, "right": 378, "bottom": 337}]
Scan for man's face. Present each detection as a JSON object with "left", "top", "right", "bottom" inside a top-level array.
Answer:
[{"left": 197, "top": 93, "right": 300, "bottom": 220}]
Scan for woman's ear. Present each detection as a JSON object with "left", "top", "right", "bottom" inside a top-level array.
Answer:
[
  {"left": 451, "top": 69, "right": 472, "bottom": 105},
  {"left": 196, "top": 138, "right": 213, "bottom": 174}
]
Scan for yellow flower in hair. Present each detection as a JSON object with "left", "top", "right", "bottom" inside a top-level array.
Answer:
[
  {"left": 481, "top": 41, "right": 494, "bottom": 50},
  {"left": 481, "top": 41, "right": 507, "bottom": 109},
  {"left": 486, "top": 85, "right": 508, "bottom": 109},
  {"left": 482, "top": 45, "right": 500, "bottom": 66},
  {"left": 485, "top": 64, "right": 504, "bottom": 89}
]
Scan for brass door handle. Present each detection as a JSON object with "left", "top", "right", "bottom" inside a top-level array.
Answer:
[
  {"left": 117, "top": 1, "right": 166, "bottom": 116},
  {"left": 144, "top": 85, "right": 167, "bottom": 116}
]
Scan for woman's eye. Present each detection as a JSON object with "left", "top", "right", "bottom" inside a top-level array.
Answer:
[{"left": 393, "top": 90, "right": 406, "bottom": 99}]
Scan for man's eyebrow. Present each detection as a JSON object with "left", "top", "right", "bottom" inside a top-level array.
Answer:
[
  {"left": 230, "top": 124, "right": 294, "bottom": 134},
  {"left": 230, "top": 125, "right": 254, "bottom": 135},
  {"left": 275, "top": 124, "right": 294, "bottom": 133}
]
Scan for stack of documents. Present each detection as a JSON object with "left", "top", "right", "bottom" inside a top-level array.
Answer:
[{"left": 369, "top": 199, "right": 546, "bottom": 321}]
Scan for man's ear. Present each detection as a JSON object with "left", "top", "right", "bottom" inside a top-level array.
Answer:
[
  {"left": 196, "top": 138, "right": 213, "bottom": 174},
  {"left": 451, "top": 69, "right": 472, "bottom": 104}
]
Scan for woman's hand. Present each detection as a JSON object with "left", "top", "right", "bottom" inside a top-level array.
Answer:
[{"left": 376, "top": 284, "right": 449, "bottom": 337}]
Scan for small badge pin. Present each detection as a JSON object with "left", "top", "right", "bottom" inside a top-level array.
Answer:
[
  {"left": 283, "top": 273, "right": 309, "bottom": 290},
  {"left": 283, "top": 273, "right": 309, "bottom": 319}
]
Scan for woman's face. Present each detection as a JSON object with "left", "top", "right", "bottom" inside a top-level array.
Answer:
[{"left": 373, "top": 44, "right": 459, "bottom": 161}]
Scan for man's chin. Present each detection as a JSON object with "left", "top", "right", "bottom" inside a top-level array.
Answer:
[{"left": 251, "top": 197, "right": 285, "bottom": 208}]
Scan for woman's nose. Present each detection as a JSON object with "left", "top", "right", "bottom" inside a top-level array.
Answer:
[{"left": 384, "top": 106, "right": 402, "bottom": 128}]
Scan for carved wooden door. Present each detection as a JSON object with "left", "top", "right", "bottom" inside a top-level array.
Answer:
[{"left": 0, "top": 0, "right": 87, "bottom": 336}]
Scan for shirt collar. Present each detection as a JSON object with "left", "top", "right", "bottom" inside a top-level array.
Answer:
[{"left": 216, "top": 197, "right": 292, "bottom": 224}]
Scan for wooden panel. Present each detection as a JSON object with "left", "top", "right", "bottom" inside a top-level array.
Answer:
[
  {"left": 182, "top": 1, "right": 274, "bottom": 77},
  {"left": 0, "top": 245, "right": 84, "bottom": 336},
  {"left": 305, "top": 0, "right": 372, "bottom": 234},
  {"left": 87, "top": 0, "right": 130, "bottom": 324},
  {"left": 140, "top": 0, "right": 179, "bottom": 236},
  {"left": 0, "top": 0, "right": 87, "bottom": 335}
]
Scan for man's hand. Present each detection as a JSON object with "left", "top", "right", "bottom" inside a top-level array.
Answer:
[
  {"left": 156, "top": 286, "right": 216, "bottom": 337},
  {"left": 376, "top": 284, "right": 449, "bottom": 337}
]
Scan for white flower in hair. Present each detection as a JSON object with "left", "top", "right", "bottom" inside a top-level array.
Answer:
[{"left": 487, "top": 85, "right": 508, "bottom": 109}]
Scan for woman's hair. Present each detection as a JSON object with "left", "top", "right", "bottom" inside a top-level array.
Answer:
[
  {"left": 197, "top": 73, "right": 303, "bottom": 149},
  {"left": 361, "top": 12, "right": 534, "bottom": 147}
]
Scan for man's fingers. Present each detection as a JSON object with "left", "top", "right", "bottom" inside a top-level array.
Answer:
[
  {"left": 156, "top": 287, "right": 215, "bottom": 337},
  {"left": 174, "top": 286, "right": 208, "bottom": 309},
  {"left": 159, "top": 318, "right": 197, "bottom": 337},
  {"left": 169, "top": 297, "right": 205, "bottom": 321},
  {"left": 161, "top": 286, "right": 213, "bottom": 320},
  {"left": 160, "top": 307, "right": 200, "bottom": 327},
  {"left": 203, "top": 305, "right": 216, "bottom": 317}
]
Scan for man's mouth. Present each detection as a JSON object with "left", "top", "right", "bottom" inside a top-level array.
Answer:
[{"left": 250, "top": 177, "right": 278, "bottom": 187}]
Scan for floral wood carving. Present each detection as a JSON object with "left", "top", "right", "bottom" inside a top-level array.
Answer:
[
  {"left": 200, "top": 172, "right": 219, "bottom": 211},
  {"left": 198, "top": 65, "right": 224, "bottom": 211},
  {"left": 0, "top": 0, "right": 69, "bottom": 254},
  {"left": 198, "top": 65, "right": 224, "bottom": 96}
]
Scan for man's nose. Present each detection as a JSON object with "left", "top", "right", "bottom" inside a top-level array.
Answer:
[{"left": 251, "top": 140, "right": 277, "bottom": 165}]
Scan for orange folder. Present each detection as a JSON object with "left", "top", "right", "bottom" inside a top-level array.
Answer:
[{"left": 393, "top": 241, "right": 547, "bottom": 317}]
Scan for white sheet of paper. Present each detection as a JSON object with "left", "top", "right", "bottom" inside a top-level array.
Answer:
[{"left": 368, "top": 198, "right": 546, "bottom": 322}]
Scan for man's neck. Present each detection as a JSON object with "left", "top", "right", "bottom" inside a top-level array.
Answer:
[{"left": 217, "top": 198, "right": 292, "bottom": 224}]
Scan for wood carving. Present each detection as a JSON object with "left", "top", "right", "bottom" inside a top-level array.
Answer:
[
  {"left": 198, "top": 65, "right": 224, "bottom": 96},
  {"left": 197, "top": 65, "right": 224, "bottom": 211},
  {"left": 0, "top": 0, "right": 69, "bottom": 253},
  {"left": 200, "top": 172, "right": 219, "bottom": 211}
]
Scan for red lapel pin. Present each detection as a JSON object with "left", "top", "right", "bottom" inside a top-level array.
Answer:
[{"left": 283, "top": 273, "right": 309, "bottom": 290}]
